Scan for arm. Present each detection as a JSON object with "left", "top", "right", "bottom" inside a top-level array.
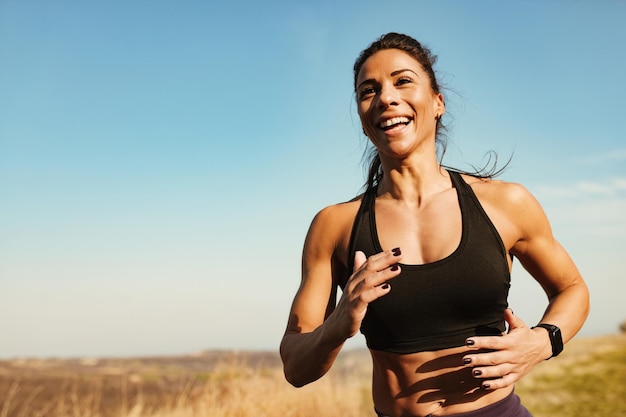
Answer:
[
  {"left": 512, "top": 217, "right": 589, "bottom": 349},
  {"left": 463, "top": 183, "right": 590, "bottom": 389},
  {"left": 280, "top": 205, "right": 402, "bottom": 387}
]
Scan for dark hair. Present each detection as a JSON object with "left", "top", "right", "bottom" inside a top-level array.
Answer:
[
  {"left": 353, "top": 33, "right": 505, "bottom": 191},
  {"left": 354, "top": 33, "right": 441, "bottom": 96}
]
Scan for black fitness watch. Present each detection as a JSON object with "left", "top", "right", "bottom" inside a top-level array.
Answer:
[{"left": 532, "top": 323, "right": 563, "bottom": 359}]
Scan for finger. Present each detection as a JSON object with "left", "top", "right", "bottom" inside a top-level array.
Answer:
[
  {"left": 479, "top": 373, "right": 519, "bottom": 391},
  {"left": 353, "top": 251, "right": 367, "bottom": 272},
  {"left": 363, "top": 265, "right": 401, "bottom": 302},
  {"left": 469, "top": 362, "right": 515, "bottom": 380},
  {"left": 464, "top": 335, "right": 506, "bottom": 352},
  {"left": 463, "top": 349, "right": 505, "bottom": 368},
  {"left": 362, "top": 247, "right": 402, "bottom": 273},
  {"left": 360, "top": 280, "right": 393, "bottom": 303},
  {"left": 504, "top": 308, "right": 526, "bottom": 333},
  {"left": 348, "top": 248, "right": 402, "bottom": 291}
]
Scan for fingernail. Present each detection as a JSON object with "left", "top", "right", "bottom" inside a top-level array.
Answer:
[
  {"left": 463, "top": 358, "right": 471, "bottom": 365},
  {"left": 381, "top": 283, "right": 390, "bottom": 290},
  {"left": 473, "top": 369, "right": 482, "bottom": 376},
  {"left": 466, "top": 339, "right": 475, "bottom": 346},
  {"left": 390, "top": 265, "right": 399, "bottom": 271},
  {"left": 482, "top": 383, "right": 490, "bottom": 390},
  {"left": 392, "top": 247, "right": 401, "bottom": 256}
]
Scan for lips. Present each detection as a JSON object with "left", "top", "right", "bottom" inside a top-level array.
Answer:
[{"left": 378, "top": 116, "right": 412, "bottom": 131}]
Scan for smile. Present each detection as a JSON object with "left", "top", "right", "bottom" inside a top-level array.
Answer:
[{"left": 379, "top": 116, "right": 412, "bottom": 131}]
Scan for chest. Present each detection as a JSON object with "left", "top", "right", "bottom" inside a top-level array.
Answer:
[{"left": 374, "top": 192, "right": 462, "bottom": 265}]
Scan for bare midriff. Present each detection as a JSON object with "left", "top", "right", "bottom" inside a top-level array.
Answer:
[{"left": 370, "top": 345, "right": 514, "bottom": 417}]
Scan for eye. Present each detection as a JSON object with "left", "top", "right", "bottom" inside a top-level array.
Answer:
[
  {"left": 396, "top": 77, "right": 413, "bottom": 86},
  {"left": 358, "top": 86, "right": 377, "bottom": 100}
]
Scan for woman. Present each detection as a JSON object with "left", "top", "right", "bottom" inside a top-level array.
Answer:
[{"left": 280, "top": 33, "right": 589, "bottom": 417}]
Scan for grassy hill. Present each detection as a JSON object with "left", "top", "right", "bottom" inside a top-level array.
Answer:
[{"left": 515, "top": 333, "right": 626, "bottom": 416}]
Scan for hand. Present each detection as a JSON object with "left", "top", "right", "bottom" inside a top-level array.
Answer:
[
  {"left": 462, "top": 309, "right": 551, "bottom": 390},
  {"left": 333, "top": 248, "right": 402, "bottom": 338}
]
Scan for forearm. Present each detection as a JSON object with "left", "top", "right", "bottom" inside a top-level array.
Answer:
[
  {"left": 538, "top": 280, "right": 590, "bottom": 344},
  {"left": 280, "top": 315, "right": 349, "bottom": 387}
]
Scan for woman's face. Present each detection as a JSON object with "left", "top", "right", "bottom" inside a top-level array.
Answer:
[{"left": 356, "top": 49, "right": 444, "bottom": 159}]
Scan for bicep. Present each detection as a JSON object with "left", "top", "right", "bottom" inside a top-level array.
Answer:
[
  {"left": 285, "top": 273, "right": 337, "bottom": 337},
  {"left": 285, "top": 209, "right": 341, "bottom": 335},
  {"left": 513, "top": 235, "right": 582, "bottom": 299},
  {"left": 508, "top": 188, "right": 583, "bottom": 298}
]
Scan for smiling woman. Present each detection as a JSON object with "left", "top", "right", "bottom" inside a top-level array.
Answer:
[{"left": 279, "top": 32, "right": 589, "bottom": 417}]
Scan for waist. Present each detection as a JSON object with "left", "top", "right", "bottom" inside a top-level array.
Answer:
[
  {"left": 371, "top": 346, "right": 515, "bottom": 416},
  {"left": 375, "top": 389, "right": 528, "bottom": 417}
]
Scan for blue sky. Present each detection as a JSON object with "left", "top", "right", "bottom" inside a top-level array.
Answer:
[{"left": 1, "top": 1, "right": 625, "bottom": 358}]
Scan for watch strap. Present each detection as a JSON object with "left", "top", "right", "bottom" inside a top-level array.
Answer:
[{"left": 532, "top": 323, "right": 563, "bottom": 359}]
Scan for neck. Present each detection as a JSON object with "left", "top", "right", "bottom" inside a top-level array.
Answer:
[{"left": 376, "top": 154, "right": 450, "bottom": 204}]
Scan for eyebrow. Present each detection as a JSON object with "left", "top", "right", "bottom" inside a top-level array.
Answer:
[
  {"left": 357, "top": 68, "right": 421, "bottom": 91},
  {"left": 391, "top": 68, "right": 420, "bottom": 77}
]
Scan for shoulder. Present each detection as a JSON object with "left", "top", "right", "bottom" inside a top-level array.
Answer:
[
  {"left": 311, "top": 197, "right": 363, "bottom": 229},
  {"left": 460, "top": 174, "right": 551, "bottom": 248},
  {"left": 461, "top": 174, "right": 540, "bottom": 213},
  {"left": 304, "top": 197, "right": 363, "bottom": 258}
]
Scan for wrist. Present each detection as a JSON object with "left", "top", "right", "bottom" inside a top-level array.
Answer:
[{"left": 532, "top": 323, "right": 564, "bottom": 359}]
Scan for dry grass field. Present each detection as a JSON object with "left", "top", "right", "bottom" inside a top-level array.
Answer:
[{"left": 1, "top": 334, "right": 624, "bottom": 417}]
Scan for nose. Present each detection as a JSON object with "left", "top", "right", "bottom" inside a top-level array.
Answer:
[{"left": 377, "top": 83, "right": 399, "bottom": 107}]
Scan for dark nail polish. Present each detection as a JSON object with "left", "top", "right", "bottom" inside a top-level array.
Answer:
[
  {"left": 381, "top": 283, "right": 390, "bottom": 290},
  {"left": 482, "top": 383, "right": 490, "bottom": 390},
  {"left": 392, "top": 247, "right": 401, "bottom": 256},
  {"left": 473, "top": 369, "right": 482, "bottom": 376},
  {"left": 466, "top": 339, "right": 475, "bottom": 346},
  {"left": 390, "top": 265, "right": 399, "bottom": 271},
  {"left": 463, "top": 358, "right": 471, "bottom": 365}
]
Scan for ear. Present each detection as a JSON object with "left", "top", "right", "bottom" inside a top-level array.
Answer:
[{"left": 433, "top": 93, "right": 445, "bottom": 119}]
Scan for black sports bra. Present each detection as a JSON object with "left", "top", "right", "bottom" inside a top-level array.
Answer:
[{"left": 345, "top": 171, "right": 510, "bottom": 354}]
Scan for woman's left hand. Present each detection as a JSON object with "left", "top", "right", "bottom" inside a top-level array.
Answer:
[{"left": 462, "top": 309, "right": 552, "bottom": 390}]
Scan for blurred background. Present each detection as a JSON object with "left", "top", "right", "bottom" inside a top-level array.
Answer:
[{"left": 1, "top": 0, "right": 625, "bottom": 358}]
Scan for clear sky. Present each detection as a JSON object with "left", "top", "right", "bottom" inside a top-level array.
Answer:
[{"left": 1, "top": 0, "right": 625, "bottom": 358}]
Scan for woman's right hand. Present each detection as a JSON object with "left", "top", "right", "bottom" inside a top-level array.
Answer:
[{"left": 333, "top": 248, "right": 403, "bottom": 338}]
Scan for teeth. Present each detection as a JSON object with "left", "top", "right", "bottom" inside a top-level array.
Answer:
[{"left": 379, "top": 117, "right": 410, "bottom": 128}]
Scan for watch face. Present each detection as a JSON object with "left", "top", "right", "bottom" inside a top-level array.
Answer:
[
  {"left": 535, "top": 324, "right": 563, "bottom": 358},
  {"left": 549, "top": 326, "right": 563, "bottom": 357}
]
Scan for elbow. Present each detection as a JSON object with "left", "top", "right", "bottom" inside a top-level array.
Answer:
[
  {"left": 284, "top": 369, "right": 308, "bottom": 388},
  {"left": 282, "top": 360, "right": 324, "bottom": 388},
  {"left": 564, "top": 279, "right": 591, "bottom": 332},
  {"left": 583, "top": 285, "right": 591, "bottom": 320},
  {"left": 280, "top": 358, "right": 304, "bottom": 388},
  {"left": 281, "top": 357, "right": 309, "bottom": 388},
  {"left": 576, "top": 279, "right": 591, "bottom": 321},
  {"left": 280, "top": 341, "right": 315, "bottom": 388},
  {"left": 280, "top": 340, "right": 299, "bottom": 387},
  {"left": 284, "top": 365, "right": 322, "bottom": 388}
]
